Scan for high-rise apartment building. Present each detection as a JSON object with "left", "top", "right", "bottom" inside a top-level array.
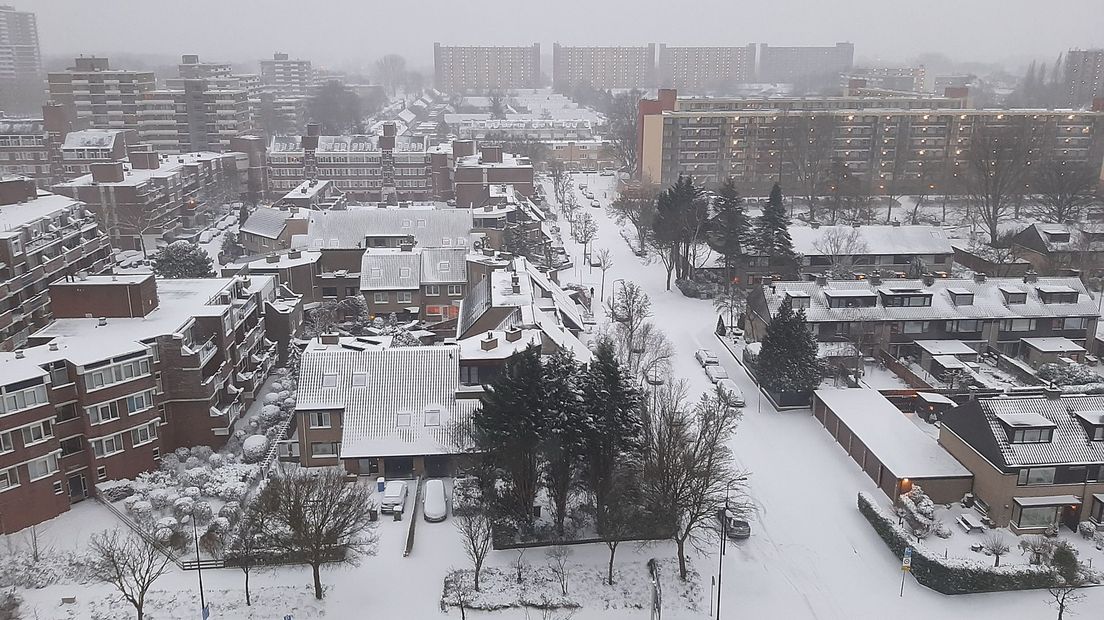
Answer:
[
  {"left": 47, "top": 57, "right": 156, "bottom": 131},
  {"left": 136, "top": 80, "right": 253, "bottom": 153},
  {"left": 638, "top": 90, "right": 1104, "bottom": 196},
  {"left": 260, "top": 52, "right": 313, "bottom": 97},
  {"left": 433, "top": 44, "right": 541, "bottom": 92},
  {"left": 177, "top": 54, "right": 233, "bottom": 80},
  {"left": 551, "top": 44, "right": 655, "bottom": 90},
  {"left": 0, "top": 5, "right": 42, "bottom": 114},
  {"left": 845, "top": 66, "right": 931, "bottom": 93},
  {"left": 757, "top": 42, "right": 855, "bottom": 84},
  {"left": 657, "top": 44, "right": 756, "bottom": 92},
  {"left": 1067, "top": 49, "right": 1104, "bottom": 108}
]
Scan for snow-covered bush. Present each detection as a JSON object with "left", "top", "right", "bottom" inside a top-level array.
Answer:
[
  {"left": 184, "top": 456, "right": 203, "bottom": 470},
  {"left": 190, "top": 446, "right": 214, "bottom": 461},
  {"left": 242, "top": 434, "right": 269, "bottom": 463},
  {"left": 896, "top": 485, "right": 946, "bottom": 539},
  {"left": 97, "top": 480, "right": 135, "bottom": 503},
  {"left": 159, "top": 454, "right": 181, "bottom": 472},
  {"left": 260, "top": 405, "right": 282, "bottom": 427},
  {"left": 207, "top": 516, "right": 231, "bottom": 535},
  {"left": 263, "top": 393, "right": 280, "bottom": 404},
  {"left": 1038, "top": 362, "right": 1099, "bottom": 386},
  {"left": 219, "top": 501, "right": 242, "bottom": 525},
  {"left": 283, "top": 397, "right": 296, "bottom": 410},
  {"left": 192, "top": 500, "right": 213, "bottom": 524},
  {"left": 1079, "top": 521, "right": 1096, "bottom": 539},
  {"left": 128, "top": 500, "right": 154, "bottom": 526},
  {"left": 179, "top": 467, "right": 211, "bottom": 488},
  {"left": 183, "top": 486, "right": 201, "bottom": 499},
  {"left": 174, "top": 447, "right": 190, "bottom": 461},
  {"left": 208, "top": 453, "right": 225, "bottom": 469},
  {"left": 270, "top": 380, "right": 284, "bottom": 392},
  {"left": 173, "top": 497, "right": 195, "bottom": 520},
  {"left": 148, "top": 488, "right": 172, "bottom": 509},
  {"left": 156, "top": 516, "right": 179, "bottom": 531},
  {"left": 123, "top": 495, "right": 140, "bottom": 511}
]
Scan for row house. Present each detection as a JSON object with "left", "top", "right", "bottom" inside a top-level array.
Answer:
[
  {"left": 744, "top": 273, "right": 1100, "bottom": 360},
  {"left": 358, "top": 244, "right": 468, "bottom": 321},
  {"left": 1010, "top": 223, "right": 1104, "bottom": 278},
  {"left": 0, "top": 178, "right": 113, "bottom": 351},
  {"left": 941, "top": 393, "right": 1104, "bottom": 533},
  {"left": 430, "top": 141, "right": 535, "bottom": 207},
  {"left": 238, "top": 206, "right": 308, "bottom": 255},
  {"left": 52, "top": 150, "right": 244, "bottom": 250},
  {"left": 34, "top": 273, "right": 299, "bottom": 450}
]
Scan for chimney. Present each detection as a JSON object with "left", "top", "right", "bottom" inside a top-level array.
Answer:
[
  {"left": 480, "top": 332, "right": 498, "bottom": 351},
  {"left": 97, "top": 317, "right": 107, "bottom": 326},
  {"left": 482, "top": 247, "right": 495, "bottom": 257},
  {"left": 90, "top": 162, "right": 125, "bottom": 184},
  {"left": 14, "top": 350, "right": 23, "bottom": 359},
  {"left": 266, "top": 254, "right": 280, "bottom": 263},
  {"left": 1044, "top": 386, "right": 1063, "bottom": 400},
  {"left": 511, "top": 274, "right": 521, "bottom": 295},
  {"left": 505, "top": 327, "right": 523, "bottom": 342},
  {"left": 129, "top": 151, "right": 160, "bottom": 171},
  {"left": 815, "top": 273, "right": 828, "bottom": 287},
  {"left": 480, "top": 145, "right": 503, "bottom": 164},
  {"left": 869, "top": 270, "right": 882, "bottom": 287},
  {"left": 973, "top": 272, "right": 987, "bottom": 284},
  {"left": 453, "top": 140, "right": 476, "bottom": 157},
  {"left": 48, "top": 342, "right": 58, "bottom": 351},
  {"left": 922, "top": 273, "right": 935, "bottom": 287},
  {"left": 288, "top": 250, "right": 302, "bottom": 259},
  {"left": 1023, "top": 269, "right": 1038, "bottom": 284},
  {"left": 320, "top": 333, "right": 340, "bottom": 345}
]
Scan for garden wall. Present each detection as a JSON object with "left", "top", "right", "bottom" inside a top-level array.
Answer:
[{"left": 857, "top": 492, "right": 1055, "bottom": 594}]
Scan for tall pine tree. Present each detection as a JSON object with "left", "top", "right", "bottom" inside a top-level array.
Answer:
[
  {"left": 708, "top": 178, "right": 751, "bottom": 286},
  {"left": 472, "top": 345, "right": 546, "bottom": 530},
  {"left": 758, "top": 300, "right": 823, "bottom": 395},
  {"left": 539, "top": 350, "right": 585, "bottom": 537},
  {"left": 752, "top": 183, "right": 799, "bottom": 277},
  {"left": 580, "top": 337, "right": 645, "bottom": 528}
]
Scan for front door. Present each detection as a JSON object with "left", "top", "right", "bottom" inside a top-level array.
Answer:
[
  {"left": 1062, "top": 503, "right": 1082, "bottom": 531},
  {"left": 68, "top": 474, "right": 87, "bottom": 502}
]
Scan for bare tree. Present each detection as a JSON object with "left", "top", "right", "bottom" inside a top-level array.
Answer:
[
  {"left": 575, "top": 213, "right": 598, "bottom": 259},
  {"left": 605, "top": 280, "right": 651, "bottom": 369},
  {"left": 607, "top": 183, "right": 659, "bottom": 252},
  {"left": 89, "top": 529, "right": 172, "bottom": 620},
  {"left": 645, "top": 386, "right": 749, "bottom": 579},
  {"left": 713, "top": 286, "right": 747, "bottom": 333},
  {"left": 234, "top": 512, "right": 262, "bottom": 607},
  {"left": 549, "top": 159, "right": 571, "bottom": 207},
  {"left": 983, "top": 532, "right": 1010, "bottom": 567},
  {"left": 596, "top": 248, "right": 614, "bottom": 300},
  {"left": 965, "top": 122, "right": 1029, "bottom": 243},
  {"left": 455, "top": 511, "right": 494, "bottom": 592},
  {"left": 374, "top": 54, "right": 407, "bottom": 96},
  {"left": 545, "top": 545, "right": 572, "bottom": 595},
  {"left": 812, "top": 226, "right": 869, "bottom": 278},
  {"left": 1031, "top": 160, "right": 1101, "bottom": 223},
  {"left": 785, "top": 114, "right": 838, "bottom": 221},
  {"left": 253, "top": 469, "right": 378, "bottom": 600},
  {"left": 607, "top": 90, "right": 642, "bottom": 176},
  {"left": 598, "top": 469, "right": 641, "bottom": 585}
]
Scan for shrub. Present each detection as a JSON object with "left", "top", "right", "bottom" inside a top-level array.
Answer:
[
  {"left": 207, "top": 516, "right": 231, "bottom": 535},
  {"left": 242, "top": 435, "right": 269, "bottom": 464},
  {"left": 192, "top": 500, "right": 214, "bottom": 525},
  {"left": 99, "top": 482, "right": 135, "bottom": 503},
  {"left": 218, "top": 501, "right": 242, "bottom": 524},
  {"left": 184, "top": 456, "right": 203, "bottom": 470},
  {"left": 190, "top": 446, "right": 214, "bottom": 461},
  {"left": 159, "top": 454, "right": 181, "bottom": 472},
  {"left": 148, "top": 488, "right": 172, "bottom": 509},
  {"left": 179, "top": 467, "right": 211, "bottom": 488},
  {"left": 263, "top": 393, "right": 280, "bottom": 404},
  {"left": 208, "top": 454, "right": 225, "bottom": 469},
  {"left": 858, "top": 492, "right": 1054, "bottom": 594},
  {"left": 183, "top": 486, "right": 201, "bottom": 499},
  {"left": 199, "top": 530, "right": 225, "bottom": 556},
  {"left": 1078, "top": 521, "right": 1096, "bottom": 539},
  {"left": 174, "top": 447, "right": 190, "bottom": 461},
  {"left": 172, "top": 497, "right": 195, "bottom": 520}
]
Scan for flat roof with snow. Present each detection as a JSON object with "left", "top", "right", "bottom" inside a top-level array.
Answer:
[
  {"left": 814, "top": 389, "right": 971, "bottom": 479},
  {"left": 1020, "top": 337, "right": 1085, "bottom": 353},
  {"left": 995, "top": 412, "right": 1057, "bottom": 429},
  {"left": 1013, "top": 495, "right": 1081, "bottom": 507},
  {"left": 915, "top": 340, "right": 977, "bottom": 356}
]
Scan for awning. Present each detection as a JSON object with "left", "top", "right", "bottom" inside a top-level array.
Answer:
[
  {"left": 404, "top": 306, "right": 421, "bottom": 314},
  {"left": 917, "top": 392, "right": 955, "bottom": 406},
  {"left": 1013, "top": 495, "right": 1082, "bottom": 508}
]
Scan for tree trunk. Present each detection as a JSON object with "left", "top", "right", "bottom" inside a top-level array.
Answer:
[
  {"left": 474, "top": 560, "right": 482, "bottom": 592},
  {"left": 245, "top": 568, "right": 251, "bottom": 606},
  {"left": 137, "top": 606, "right": 144, "bottom": 620},
  {"left": 312, "top": 562, "right": 324, "bottom": 600},
  {"left": 607, "top": 544, "right": 617, "bottom": 585},
  {"left": 676, "top": 537, "right": 688, "bottom": 580}
]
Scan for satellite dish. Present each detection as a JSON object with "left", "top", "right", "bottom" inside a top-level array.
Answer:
[{"left": 473, "top": 239, "right": 484, "bottom": 250}]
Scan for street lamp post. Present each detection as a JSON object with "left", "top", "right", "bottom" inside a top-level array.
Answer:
[
  {"left": 716, "top": 476, "right": 749, "bottom": 620},
  {"left": 192, "top": 517, "right": 207, "bottom": 616}
]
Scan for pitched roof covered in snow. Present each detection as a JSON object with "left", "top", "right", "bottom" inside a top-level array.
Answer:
[
  {"left": 944, "top": 394, "right": 1104, "bottom": 469},
  {"left": 358, "top": 247, "right": 467, "bottom": 291},
  {"left": 760, "top": 276, "right": 1099, "bottom": 324},
  {"left": 240, "top": 207, "right": 295, "bottom": 239},
  {"left": 303, "top": 207, "right": 474, "bottom": 250},
  {"left": 786, "top": 225, "right": 953, "bottom": 258},
  {"left": 296, "top": 345, "right": 478, "bottom": 458},
  {"left": 815, "top": 389, "right": 971, "bottom": 478}
]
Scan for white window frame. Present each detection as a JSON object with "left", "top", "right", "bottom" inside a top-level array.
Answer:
[
  {"left": 373, "top": 292, "right": 388, "bottom": 304},
  {"left": 125, "top": 390, "right": 154, "bottom": 414},
  {"left": 20, "top": 419, "right": 53, "bottom": 447},
  {"left": 396, "top": 291, "right": 413, "bottom": 304},
  {"left": 0, "top": 384, "right": 48, "bottom": 416},
  {"left": 86, "top": 402, "right": 120, "bottom": 425},
  {"left": 0, "top": 431, "right": 12, "bottom": 454},
  {"left": 425, "top": 285, "right": 440, "bottom": 296},
  {"left": 0, "top": 466, "right": 18, "bottom": 492},
  {"left": 447, "top": 284, "right": 463, "bottom": 296},
  {"left": 309, "top": 411, "right": 331, "bottom": 429},
  {"left": 310, "top": 441, "right": 339, "bottom": 457},
  {"left": 131, "top": 422, "right": 157, "bottom": 447},
  {"left": 92, "top": 433, "right": 125, "bottom": 458},
  {"left": 84, "top": 358, "right": 152, "bottom": 392},
  {"left": 27, "top": 453, "right": 59, "bottom": 481}
]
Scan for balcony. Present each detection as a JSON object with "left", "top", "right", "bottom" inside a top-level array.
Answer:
[{"left": 197, "top": 337, "right": 218, "bottom": 368}]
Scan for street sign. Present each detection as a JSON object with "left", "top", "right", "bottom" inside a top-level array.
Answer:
[{"left": 902, "top": 546, "right": 913, "bottom": 571}]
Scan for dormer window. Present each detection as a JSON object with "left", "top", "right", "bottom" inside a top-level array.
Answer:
[
  {"left": 1042, "top": 230, "right": 1071, "bottom": 243},
  {"left": 1072, "top": 410, "right": 1104, "bottom": 441},
  {"left": 823, "top": 290, "right": 877, "bottom": 309},
  {"left": 996, "top": 412, "right": 1057, "bottom": 444},
  {"left": 1000, "top": 287, "right": 1027, "bottom": 305},
  {"left": 321, "top": 374, "right": 338, "bottom": 388},
  {"left": 1037, "top": 285, "right": 1078, "bottom": 304},
  {"left": 784, "top": 291, "right": 811, "bottom": 309},
  {"left": 948, "top": 289, "right": 973, "bottom": 306},
  {"left": 879, "top": 288, "right": 933, "bottom": 307}
]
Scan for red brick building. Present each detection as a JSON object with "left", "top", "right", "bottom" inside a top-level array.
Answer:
[{"left": 429, "top": 141, "right": 534, "bottom": 207}]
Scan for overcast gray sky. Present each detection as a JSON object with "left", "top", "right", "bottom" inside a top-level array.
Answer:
[{"left": 27, "top": 0, "right": 1104, "bottom": 72}]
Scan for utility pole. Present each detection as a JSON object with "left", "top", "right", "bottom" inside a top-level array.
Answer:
[{"left": 192, "top": 518, "right": 207, "bottom": 616}]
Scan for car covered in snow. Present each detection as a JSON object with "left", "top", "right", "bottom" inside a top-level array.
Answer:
[
  {"left": 695, "top": 349, "right": 719, "bottom": 367},
  {"left": 590, "top": 199, "right": 600, "bottom": 208},
  {"left": 715, "top": 379, "right": 745, "bottom": 406},
  {"left": 423, "top": 479, "right": 447, "bottom": 522},
  {"left": 380, "top": 480, "right": 408, "bottom": 514},
  {"left": 705, "top": 364, "right": 729, "bottom": 384},
  {"left": 718, "top": 507, "right": 751, "bottom": 540}
]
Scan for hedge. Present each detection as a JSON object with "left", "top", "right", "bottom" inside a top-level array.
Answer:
[{"left": 857, "top": 492, "right": 1056, "bottom": 594}]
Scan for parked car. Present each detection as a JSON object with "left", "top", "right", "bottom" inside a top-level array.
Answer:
[
  {"left": 715, "top": 379, "right": 745, "bottom": 406},
  {"left": 380, "top": 480, "right": 408, "bottom": 514},
  {"left": 705, "top": 364, "right": 730, "bottom": 383},
  {"left": 198, "top": 231, "right": 213, "bottom": 244},
  {"left": 590, "top": 199, "right": 600, "bottom": 208},
  {"left": 695, "top": 349, "right": 719, "bottom": 367},
  {"left": 423, "top": 479, "right": 447, "bottom": 522},
  {"left": 718, "top": 507, "right": 751, "bottom": 539}
]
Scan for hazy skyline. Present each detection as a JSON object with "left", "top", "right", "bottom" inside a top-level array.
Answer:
[{"left": 26, "top": 0, "right": 1104, "bottom": 73}]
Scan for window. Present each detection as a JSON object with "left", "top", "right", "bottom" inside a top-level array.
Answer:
[
  {"left": 84, "top": 358, "right": 151, "bottom": 391},
  {"left": 1017, "top": 467, "right": 1056, "bottom": 485},
  {"left": 345, "top": 287, "right": 358, "bottom": 297},
  {"left": 27, "top": 454, "right": 58, "bottom": 481},
  {"left": 311, "top": 442, "right": 339, "bottom": 457},
  {"left": 131, "top": 422, "right": 157, "bottom": 447},
  {"left": 59, "top": 436, "right": 82, "bottom": 457},
  {"left": 424, "top": 408, "right": 441, "bottom": 427},
  {"left": 1002, "top": 291, "right": 1027, "bottom": 305},
  {"left": 0, "top": 466, "right": 17, "bottom": 491},
  {"left": 86, "top": 401, "right": 121, "bottom": 425},
  {"left": 447, "top": 285, "right": 463, "bottom": 296},
  {"left": 373, "top": 292, "right": 389, "bottom": 304},
  {"left": 92, "top": 434, "right": 125, "bottom": 458},
  {"left": 1000, "top": 319, "right": 1036, "bottom": 332},
  {"left": 126, "top": 390, "right": 154, "bottom": 414},
  {"left": 1063, "top": 317, "right": 1088, "bottom": 331},
  {"left": 20, "top": 420, "right": 52, "bottom": 446},
  {"left": 945, "top": 319, "right": 981, "bottom": 333},
  {"left": 56, "top": 403, "right": 77, "bottom": 422},
  {"left": 0, "top": 431, "right": 11, "bottom": 454},
  {"left": 351, "top": 373, "right": 367, "bottom": 387},
  {"left": 438, "top": 261, "right": 451, "bottom": 272},
  {"left": 425, "top": 285, "right": 440, "bottom": 296},
  {"left": 322, "top": 286, "right": 338, "bottom": 298},
  {"left": 1015, "top": 505, "right": 1060, "bottom": 529},
  {"left": 1, "top": 384, "right": 48, "bottom": 415},
  {"left": 309, "top": 412, "right": 331, "bottom": 428},
  {"left": 396, "top": 412, "right": 411, "bottom": 427},
  {"left": 48, "top": 363, "right": 69, "bottom": 386},
  {"left": 397, "top": 291, "right": 413, "bottom": 304},
  {"left": 901, "top": 321, "right": 929, "bottom": 334},
  {"left": 399, "top": 267, "right": 412, "bottom": 278},
  {"left": 321, "top": 374, "right": 338, "bottom": 388},
  {"left": 1011, "top": 428, "right": 1053, "bottom": 444},
  {"left": 53, "top": 480, "right": 63, "bottom": 495},
  {"left": 96, "top": 466, "right": 107, "bottom": 482}
]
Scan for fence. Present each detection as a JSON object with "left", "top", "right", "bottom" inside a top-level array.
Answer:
[{"left": 402, "top": 476, "right": 422, "bottom": 557}]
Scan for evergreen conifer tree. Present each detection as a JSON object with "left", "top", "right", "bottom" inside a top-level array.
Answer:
[
  {"left": 752, "top": 183, "right": 798, "bottom": 277},
  {"left": 708, "top": 178, "right": 751, "bottom": 286},
  {"left": 758, "top": 300, "right": 822, "bottom": 395},
  {"left": 539, "top": 350, "right": 585, "bottom": 537},
  {"left": 151, "top": 240, "right": 215, "bottom": 278}
]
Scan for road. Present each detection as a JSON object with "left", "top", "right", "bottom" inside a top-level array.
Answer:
[{"left": 549, "top": 171, "right": 1095, "bottom": 619}]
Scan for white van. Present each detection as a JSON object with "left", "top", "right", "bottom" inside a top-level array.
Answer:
[
  {"left": 423, "top": 479, "right": 447, "bottom": 522},
  {"left": 380, "top": 480, "right": 408, "bottom": 514}
]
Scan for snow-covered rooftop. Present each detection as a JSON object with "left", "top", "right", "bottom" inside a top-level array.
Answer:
[
  {"left": 303, "top": 207, "right": 474, "bottom": 250},
  {"left": 0, "top": 191, "right": 85, "bottom": 234},
  {"left": 787, "top": 225, "right": 952, "bottom": 257},
  {"left": 815, "top": 389, "right": 972, "bottom": 479},
  {"left": 914, "top": 340, "right": 977, "bottom": 356},
  {"left": 1020, "top": 337, "right": 1085, "bottom": 354},
  {"left": 240, "top": 206, "right": 297, "bottom": 239},
  {"left": 56, "top": 152, "right": 228, "bottom": 188},
  {"left": 60, "top": 129, "right": 126, "bottom": 150}
]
